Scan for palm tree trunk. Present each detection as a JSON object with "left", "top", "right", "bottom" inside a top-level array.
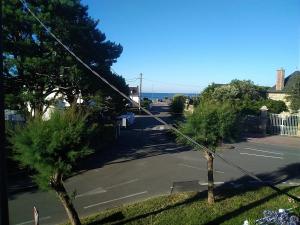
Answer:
[
  {"left": 51, "top": 174, "right": 81, "bottom": 225},
  {"left": 205, "top": 151, "right": 215, "bottom": 204}
]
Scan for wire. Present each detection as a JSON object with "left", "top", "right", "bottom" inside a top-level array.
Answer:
[
  {"left": 19, "top": 0, "right": 299, "bottom": 202},
  {"left": 143, "top": 78, "right": 203, "bottom": 88}
]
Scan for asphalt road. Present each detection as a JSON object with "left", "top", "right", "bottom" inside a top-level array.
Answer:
[{"left": 8, "top": 102, "right": 300, "bottom": 225}]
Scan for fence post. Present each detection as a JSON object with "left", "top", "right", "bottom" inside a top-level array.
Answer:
[{"left": 260, "top": 106, "right": 268, "bottom": 136}]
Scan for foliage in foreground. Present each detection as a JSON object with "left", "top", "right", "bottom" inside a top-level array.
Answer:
[
  {"left": 11, "top": 107, "right": 93, "bottom": 225},
  {"left": 68, "top": 186, "right": 300, "bottom": 225}
]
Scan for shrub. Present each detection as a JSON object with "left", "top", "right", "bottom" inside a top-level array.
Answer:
[
  {"left": 263, "top": 99, "right": 288, "bottom": 114},
  {"left": 141, "top": 98, "right": 152, "bottom": 109},
  {"left": 10, "top": 107, "right": 93, "bottom": 225},
  {"left": 170, "top": 95, "right": 186, "bottom": 115}
]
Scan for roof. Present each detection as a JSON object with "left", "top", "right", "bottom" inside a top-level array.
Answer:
[{"left": 268, "top": 70, "right": 300, "bottom": 93}]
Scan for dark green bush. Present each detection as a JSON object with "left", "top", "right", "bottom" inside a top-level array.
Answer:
[{"left": 170, "top": 95, "right": 186, "bottom": 115}]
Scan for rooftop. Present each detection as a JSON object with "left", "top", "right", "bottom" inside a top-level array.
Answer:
[{"left": 268, "top": 70, "right": 300, "bottom": 93}]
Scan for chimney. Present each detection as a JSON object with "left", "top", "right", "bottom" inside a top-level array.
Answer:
[{"left": 276, "top": 68, "right": 285, "bottom": 91}]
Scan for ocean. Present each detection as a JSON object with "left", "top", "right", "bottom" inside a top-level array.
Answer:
[{"left": 142, "top": 92, "right": 198, "bottom": 101}]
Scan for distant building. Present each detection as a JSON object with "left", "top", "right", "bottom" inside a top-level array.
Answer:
[
  {"left": 267, "top": 68, "right": 300, "bottom": 109},
  {"left": 129, "top": 86, "right": 140, "bottom": 105}
]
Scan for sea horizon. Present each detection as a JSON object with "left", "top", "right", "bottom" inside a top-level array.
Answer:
[{"left": 142, "top": 92, "right": 198, "bottom": 100}]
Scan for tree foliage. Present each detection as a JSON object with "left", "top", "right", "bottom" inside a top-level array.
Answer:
[
  {"left": 200, "top": 80, "right": 287, "bottom": 115},
  {"left": 263, "top": 99, "right": 288, "bottom": 114},
  {"left": 200, "top": 80, "right": 261, "bottom": 104},
  {"left": 11, "top": 107, "right": 92, "bottom": 225},
  {"left": 286, "top": 76, "right": 300, "bottom": 111},
  {"left": 141, "top": 98, "right": 152, "bottom": 109},
  {"left": 177, "top": 102, "right": 240, "bottom": 150},
  {"left": 3, "top": 0, "right": 128, "bottom": 117},
  {"left": 177, "top": 101, "right": 240, "bottom": 204},
  {"left": 11, "top": 108, "right": 92, "bottom": 189},
  {"left": 170, "top": 95, "right": 186, "bottom": 115}
]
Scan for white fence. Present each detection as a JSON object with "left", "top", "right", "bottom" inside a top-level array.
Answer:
[{"left": 269, "top": 113, "right": 299, "bottom": 136}]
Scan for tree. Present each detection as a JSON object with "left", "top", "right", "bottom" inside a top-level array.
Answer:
[
  {"left": 177, "top": 102, "right": 240, "bottom": 204},
  {"left": 3, "top": 0, "right": 127, "bottom": 118},
  {"left": 286, "top": 77, "right": 300, "bottom": 111},
  {"left": 200, "top": 80, "right": 289, "bottom": 115},
  {"left": 200, "top": 80, "right": 262, "bottom": 104},
  {"left": 10, "top": 107, "right": 93, "bottom": 225},
  {"left": 170, "top": 95, "right": 186, "bottom": 115}
]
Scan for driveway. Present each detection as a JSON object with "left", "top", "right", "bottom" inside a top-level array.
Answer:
[{"left": 8, "top": 102, "right": 300, "bottom": 225}]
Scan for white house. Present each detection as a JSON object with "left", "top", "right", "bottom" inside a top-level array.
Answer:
[{"left": 129, "top": 86, "right": 140, "bottom": 106}]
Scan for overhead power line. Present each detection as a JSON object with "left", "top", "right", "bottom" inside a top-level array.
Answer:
[
  {"left": 19, "top": 0, "right": 299, "bottom": 203},
  {"left": 143, "top": 78, "right": 203, "bottom": 89}
]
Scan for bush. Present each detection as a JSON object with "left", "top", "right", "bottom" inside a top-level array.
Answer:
[
  {"left": 141, "top": 98, "right": 152, "bottom": 109},
  {"left": 170, "top": 95, "right": 186, "bottom": 115},
  {"left": 177, "top": 102, "right": 241, "bottom": 148},
  {"left": 262, "top": 99, "right": 288, "bottom": 114},
  {"left": 10, "top": 107, "right": 93, "bottom": 225}
]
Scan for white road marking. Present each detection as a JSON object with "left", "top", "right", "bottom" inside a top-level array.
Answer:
[
  {"left": 76, "top": 187, "right": 106, "bottom": 198},
  {"left": 239, "top": 152, "right": 283, "bottom": 159},
  {"left": 243, "top": 147, "right": 284, "bottom": 155},
  {"left": 84, "top": 191, "right": 148, "bottom": 209},
  {"left": 77, "top": 179, "right": 139, "bottom": 198},
  {"left": 199, "top": 182, "right": 224, "bottom": 186},
  {"left": 144, "top": 143, "right": 173, "bottom": 148},
  {"left": 15, "top": 216, "right": 51, "bottom": 225},
  {"left": 285, "top": 182, "right": 300, "bottom": 186},
  {"left": 105, "top": 179, "right": 139, "bottom": 189},
  {"left": 178, "top": 163, "right": 225, "bottom": 174}
]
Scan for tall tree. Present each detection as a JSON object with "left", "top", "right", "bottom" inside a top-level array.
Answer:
[
  {"left": 3, "top": 0, "right": 127, "bottom": 118},
  {"left": 11, "top": 107, "right": 92, "bottom": 225},
  {"left": 177, "top": 102, "right": 240, "bottom": 204}
]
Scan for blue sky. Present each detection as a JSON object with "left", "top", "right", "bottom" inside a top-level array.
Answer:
[{"left": 82, "top": 0, "right": 300, "bottom": 93}]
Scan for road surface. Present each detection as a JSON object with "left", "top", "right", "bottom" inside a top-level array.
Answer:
[{"left": 8, "top": 102, "right": 300, "bottom": 224}]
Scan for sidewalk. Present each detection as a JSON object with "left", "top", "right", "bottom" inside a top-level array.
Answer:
[{"left": 247, "top": 135, "right": 300, "bottom": 149}]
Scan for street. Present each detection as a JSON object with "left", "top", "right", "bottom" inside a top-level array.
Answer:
[{"left": 8, "top": 102, "right": 300, "bottom": 225}]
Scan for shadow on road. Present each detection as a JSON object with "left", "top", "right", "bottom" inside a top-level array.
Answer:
[
  {"left": 85, "top": 163, "right": 300, "bottom": 225},
  {"left": 72, "top": 104, "right": 190, "bottom": 175},
  {"left": 8, "top": 103, "right": 183, "bottom": 198}
]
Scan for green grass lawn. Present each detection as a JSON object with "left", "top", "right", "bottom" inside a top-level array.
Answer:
[{"left": 74, "top": 186, "right": 300, "bottom": 225}]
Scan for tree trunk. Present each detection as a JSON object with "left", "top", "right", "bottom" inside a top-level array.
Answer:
[
  {"left": 205, "top": 151, "right": 215, "bottom": 204},
  {"left": 52, "top": 175, "right": 81, "bottom": 225}
]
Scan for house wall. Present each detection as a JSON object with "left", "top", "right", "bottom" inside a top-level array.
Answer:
[
  {"left": 130, "top": 96, "right": 140, "bottom": 104},
  {"left": 26, "top": 90, "right": 83, "bottom": 120}
]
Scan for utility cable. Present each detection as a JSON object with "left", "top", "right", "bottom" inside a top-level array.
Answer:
[
  {"left": 143, "top": 78, "right": 203, "bottom": 88},
  {"left": 19, "top": 0, "right": 299, "bottom": 202}
]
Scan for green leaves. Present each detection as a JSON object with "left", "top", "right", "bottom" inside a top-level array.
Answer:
[
  {"left": 11, "top": 107, "right": 93, "bottom": 190},
  {"left": 170, "top": 95, "right": 186, "bottom": 115},
  {"left": 3, "top": 0, "right": 127, "bottom": 117},
  {"left": 286, "top": 76, "right": 300, "bottom": 111},
  {"left": 177, "top": 102, "right": 240, "bottom": 150}
]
